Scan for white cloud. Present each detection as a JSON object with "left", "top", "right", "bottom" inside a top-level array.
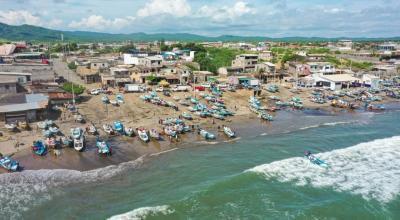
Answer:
[
  {"left": 48, "top": 19, "right": 63, "bottom": 28},
  {"left": 0, "top": 10, "right": 42, "bottom": 26},
  {"left": 68, "top": 15, "right": 135, "bottom": 30},
  {"left": 137, "top": 0, "right": 191, "bottom": 17},
  {"left": 197, "top": 1, "right": 255, "bottom": 22}
]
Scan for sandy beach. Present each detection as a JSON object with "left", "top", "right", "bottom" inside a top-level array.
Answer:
[{"left": 0, "top": 83, "right": 396, "bottom": 172}]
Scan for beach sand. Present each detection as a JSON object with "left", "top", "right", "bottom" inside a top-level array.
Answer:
[{"left": 0, "top": 83, "right": 396, "bottom": 172}]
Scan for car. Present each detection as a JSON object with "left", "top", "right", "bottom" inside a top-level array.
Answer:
[
  {"left": 90, "top": 89, "right": 101, "bottom": 95},
  {"left": 155, "top": 87, "right": 164, "bottom": 92}
]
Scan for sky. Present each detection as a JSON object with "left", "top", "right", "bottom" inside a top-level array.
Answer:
[{"left": 0, "top": 0, "right": 399, "bottom": 37}]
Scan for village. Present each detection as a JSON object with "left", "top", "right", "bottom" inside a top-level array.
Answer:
[{"left": 0, "top": 39, "right": 399, "bottom": 171}]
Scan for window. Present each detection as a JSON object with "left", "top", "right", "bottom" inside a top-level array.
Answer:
[{"left": 5, "top": 85, "right": 10, "bottom": 90}]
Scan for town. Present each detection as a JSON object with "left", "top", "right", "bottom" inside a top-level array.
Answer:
[{"left": 0, "top": 38, "right": 399, "bottom": 171}]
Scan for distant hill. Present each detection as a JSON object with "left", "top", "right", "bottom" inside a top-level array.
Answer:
[{"left": 1, "top": 22, "right": 399, "bottom": 43}]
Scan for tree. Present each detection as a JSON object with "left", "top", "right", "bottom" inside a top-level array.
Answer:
[
  {"left": 118, "top": 44, "right": 136, "bottom": 53},
  {"left": 62, "top": 82, "right": 85, "bottom": 95},
  {"left": 68, "top": 62, "right": 77, "bottom": 70}
]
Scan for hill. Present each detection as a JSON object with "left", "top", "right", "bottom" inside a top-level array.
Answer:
[{"left": 0, "top": 23, "right": 399, "bottom": 43}]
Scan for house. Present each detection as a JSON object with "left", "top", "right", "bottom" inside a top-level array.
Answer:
[
  {"left": 308, "top": 62, "right": 336, "bottom": 75},
  {"left": 90, "top": 59, "right": 109, "bottom": 71},
  {"left": 76, "top": 66, "right": 101, "bottom": 84},
  {"left": 104, "top": 67, "right": 132, "bottom": 87},
  {"left": 288, "top": 62, "right": 311, "bottom": 77},
  {"left": 218, "top": 67, "right": 245, "bottom": 76},
  {"left": 130, "top": 65, "right": 152, "bottom": 84},
  {"left": 361, "top": 74, "right": 380, "bottom": 89},
  {"left": 313, "top": 74, "right": 359, "bottom": 90},
  {"left": 337, "top": 40, "right": 353, "bottom": 51},
  {"left": 193, "top": 71, "right": 214, "bottom": 83},
  {"left": 307, "top": 54, "right": 326, "bottom": 62},
  {"left": 0, "top": 44, "right": 16, "bottom": 56},
  {"left": 48, "top": 92, "right": 74, "bottom": 106},
  {"left": 0, "top": 72, "right": 32, "bottom": 84},
  {"left": 232, "top": 54, "right": 259, "bottom": 72},
  {"left": 0, "top": 93, "right": 49, "bottom": 123},
  {"left": 138, "top": 56, "right": 163, "bottom": 72},
  {"left": 0, "top": 78, "right": 18, "bottom": 94},
  {"left": 259, "top": 51, "right": 273, "bottom": 61}
]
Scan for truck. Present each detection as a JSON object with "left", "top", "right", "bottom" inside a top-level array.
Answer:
[
  {"left": 124, "top": 84, "right": 144, "bottom": 93},
  {"left": 172, "top": 85, "right": 191, "bottom": 92}
]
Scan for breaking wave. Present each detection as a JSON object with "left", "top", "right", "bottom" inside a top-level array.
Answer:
[
  {"left": 247, "top": 136, "right": 400, "bottom": 203},
  {"left": 0, "top": 156, "right": 146, "bottom": 220},
  {"left": 299, "top": 121, "right": 353, "bottom": 130},
  {"left": 108, "top": 205, "right": 174, "bottom": 220}
]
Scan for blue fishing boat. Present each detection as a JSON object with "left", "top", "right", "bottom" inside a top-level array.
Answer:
[
  {"left": 114, "top": 121, "right": 124, "bottom": 134},
  {"left": 199, "top": 129, "right": 216, "bottom": 140},
  {"left": 0, "top": 156, "right": 20, "bottom": 172},
  {"left": 61, "top": 136, "right": 73, "bottom": 147},
  {"left": 190, "top": 98, "right": 199, "bottom": 104},
  {"left": 43, "top": 129, "right": 52, "bottom": 138},
  {"left": 96, "top": 138, "right": 112, "bottom": 155},
  {"left": 101, "top": 96, "right": 109, "bottom": 104},
  {"left": 32, "top": 140, "right": 47, "bottom": 156},
  {"left": 182, "top": 112, "right": 193, "bottom": 120},
  {"left": 116, "top": 94, "right": 124, "bottom": 104},
  {"left": 304, "top": 151, "right": 329, "bottom": 168}
]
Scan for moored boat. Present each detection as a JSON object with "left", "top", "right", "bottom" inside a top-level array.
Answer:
[
  {"left": 48, "top": 126, "right": 60, "bottom": 134},
  {"left": 0, "top": 156, "right": 20, "bottom": 172},
  {"left": 223, "top": 126, "right": 236, "bottom": 138},
  {"left": 73, "top": 135, "right": 85, "bottom": 151},
  {"left": 124, "top": 127, "right": 135, "bottom": 137},
  {"left": 5, "top": 123, "right": 17, "bottom": 132},
  {"left": 199, "top": 129, "right": 216, "bottom": 140},
  {"left": 87, "top": 124, "right": 97, "bottom": 135},
  {"left": 137, "top": 128, "right": 149, "bottom": 142},
  {"left": 103, "top": 124, "right": 114, "bottom": 135},
  {"left": 304, "top": 151, "right": 329, "bottom": 168},
  {"left": 113, "top": 121, "right": 124, "bottom": 134},
  {"left": 71, "top": 128, "right": 83, "bottom": 139},
  {"left": 164, "top": 127, "right": 177, "bottom": 138},
  {"left": 32, "top": 140, "right": 47, "bottom": 156},
  {"left": 61, "top": 136, "right": 73, "bottom": 147},
  {"left": 45, "top": 137, "right": 57, "bottom": 149},
  {"left": 149, "top": 129, "right": 160, "bottom": 140},
  {"left": 182, "top": 112, "right": 193, "bottom": 120},
  {"left": 101, "top": 96, "right": 109, "bottom": 104},
  {"left": 96, "top": 137, "right": 112, "bottom": 155},
  {"left": 74, "top": 114, "right": 85, "bottom": 123}
]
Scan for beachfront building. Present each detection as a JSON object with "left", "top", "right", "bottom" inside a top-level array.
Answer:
[
  {"left": 130, "top": 66, "right": 152, "bottom": 84},
  {"left": 138, "top": 56, "right": 163, "bottom": 72},
  {"left": 313, "top": 74, "right": 359, "bottom": 90},
  {"left": 0, "top": 93, "right": 49, "bottom": 123},
  {"left": 255, "top": 62, "right": 277, "bottom": 82},
  {"left": 308, "top": 62, "right": 336, "bottom": 75},
  {"left": 218, "top": 67, "right": 245, "bottom": 76},
  {"left": 232, "top": 54, "right": 259, "bottom": 72},
  {"left": 288, "top": 62, "right": 311, "bottom": 77}
]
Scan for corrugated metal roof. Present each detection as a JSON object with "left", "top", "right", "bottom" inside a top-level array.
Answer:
[{"left": 0, "top": 93, "right": 48, "bottom": 113}]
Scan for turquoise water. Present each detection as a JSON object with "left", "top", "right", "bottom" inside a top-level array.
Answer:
[{"left": 2, "top": 109, "right": 400, "bottom": 220}]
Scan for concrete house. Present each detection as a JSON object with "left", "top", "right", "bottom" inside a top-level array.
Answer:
[
  {"left": 0, "top": 93, "right": 49, "bottom": 123},
  {"left": 232, "top": 54, "right": 259, "bottom": 72},
  {"left": 138, "top": 56, "right": 163, "bottom": 72}
]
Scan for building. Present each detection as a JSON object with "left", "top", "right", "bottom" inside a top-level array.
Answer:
[
  {"left": 288, "top": 62, "right": 311, "bottom": 77},
  {"left": 0, "top": 93, "right": 49, "bottom": 123},
  {"left": 258, "top": 51, "right": 273, "bottom": 61},
  {"left": 218, "top": 66, "right": 245, "bottom": 76},
  {"left": 130, "top": 65, "right": 152, "bottom": 83},
  {"left": 231, "top": 54, "right": 259, "bottom": 72},
  {"left": 0, "top": 78, "right": 18, "bottom": 94},
  {"left": 313, "top": 74, "right": 359, "bottom": 90},
  {"left": 138, "top": 56, "right": 163, "bottom": 71},
  {"left": 193, "top": 71, "right": 214, "bottom": 83},
  {"left": 47, "top": 92, "right": 74, "bottom": 106},
  {"left": 90, "top": 60, "right": 109, "bottom": 71},
  {"left": 307, "top": 54, "right": 326, "bottom": 62},
  {"left": 0, "top": 72, "right": 32, "bottom": 85},
  {"left": 337, "top": 40, "right": 353, "bottom": 51},
  {"left": 76, "top": 66, "right": 101, "bottom": 84},
  {"left": 0, "top": 44, "right": 16, "bottom": 56},
  {"left": 101, "top": 67, "right": 132, "bottom": 87},
  {"left": 308, "top": 62, "right": 336, "bottom": 75}
]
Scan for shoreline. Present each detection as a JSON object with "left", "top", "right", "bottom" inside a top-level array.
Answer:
[{"left": 0, "top": 86, "right": 398, "bottom": 173}]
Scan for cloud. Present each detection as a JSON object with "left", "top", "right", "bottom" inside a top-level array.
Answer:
[
  {"left": 197, "top": 1, "right": 255, "bottom": 22},
  {"left": 0, "top": 10, "right": 42, "bottom": 26},
  {"left": 69, "top": 15, "right": 135, "bottom": 30},
  {"left": 137, "top": 0, "right": 191, "bottom": 17}
]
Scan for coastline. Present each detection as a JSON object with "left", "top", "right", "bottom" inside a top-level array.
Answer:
[{"left": 0, "top": 85, "right": 398, "bottom": 173}]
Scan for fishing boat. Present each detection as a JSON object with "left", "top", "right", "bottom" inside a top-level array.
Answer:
[
  {"left": 182, "top": 112, "right": 193, "bottom": 120},
  {"left": 71, "top": 128, "right": 83, "bottom": 139},
  {"left": 212, "top": 113, "right": 225, "bottom": 120},
  {"left": 304, "top": 151, "right": 329, "bottom": 168},
  {"left": 32, "top": 140, "right": 47, "bottom": 156},
  {"left": 259, "top": 112, "right": 273, "bottom": 121},
  {"left": 73, "top": 135, "right": 85, "bottom": 151},
  {"left": 0, "top": 156, "right": 20, "bottom": 172},
  {"left": 367, "top": 104, "right": 385, "bottom": 111},
  {"left": 199, "top": 129, "right": 216, "bottom": 140},
  {"left": 37, "top": 121, "right": 48, "bottom": 129},
  {"left": 87, "top": 124, "right": 97, "bottom": 135},
  {"left": 113, "top": 121, "right": 124, "bottom": 134},
  {"left": 19, "top": 121, "right": 29, "bottom": 130},
  {"left": 96, "top": 138, "right": 112, "bottom": 155},
  {"left": 103, "top": 124, "right": 114, "bottom": 135},
  {"left": 137, "top": 128, "right": 149, "bottom": 142},
  {"left": 174, "top": 124, "right": 184, "bottom": 133},
  {"left": 109, "top": 100, "right": 119, "bottom": 106},
  {"left": 266, "top": 85, "right": 279, "bottom": 93},
  {"left": 164, "top": 127, "right": 177, "bottom": 138},
  {"left": 190, "top": 98, "right": 199, "bottom": 104},
  {"left": 149, "top": 129, "right": 160, "bottom": 140},
  {"left": 48, "top": 126, "right": 60, "bottom": 134},
  {"left": 61, "top": 136, "right": 73, "bottom": 147},
  {"left": 5, "top": 123, "right": 17, "bottom": 132},
  {"left": 101, "top": 96, "right": 109, "bottom": 104},
  {"left": 123, "top": 127, "right": 134, "bottom": 137},
  {"left": 223, "top": 126, "right": 236, "bottom": 138},
  {"left": 116, "top": 94, "right": 124, "bottom": 104},
  {"left": 74, "top": 114, "right": 85, "bottom": 123},
  {"left": 43, "top": 129, "right": 52, "bottom": 138},
  {"left": 45, "top": 137, "right": 56, "bottom": 149}
]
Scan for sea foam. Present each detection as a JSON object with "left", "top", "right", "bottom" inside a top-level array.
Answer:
[
  {"left": 108, "top": 205, "right": 174, "bottom": 220},
  {"left": 247, "top": 136, "right": 400, "bottom": 203},
  {"left": 0, "top": 156, "right": 145, "bottom": 220}
]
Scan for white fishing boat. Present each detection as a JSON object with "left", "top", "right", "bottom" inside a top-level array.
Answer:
[
  {"left": 74, "top": 114, "right": 85, "bottom": 123},
  {"left": 137, "top": 128, "right": 149, "bottom": 142},
  {"left": 199, "top": 129, "right": 216, "bottom": 140},
  {"left": 71, "top": 128, "right": 83, "bottom": 140},
  {"left": 5, "top": 123, "right": 17, "bottom": 132},
  {"left": 110, "top": 100, "right": 118, "bottom": 106},
  {"left": 223, "top": 126, "right": 236, "bottom": 138},
  {"left": 37, "top": 121, "right": 47, "bottom": 129},
  {"left": 73, "top": 135, "right": 85, "bottom": 151},
  {"left": 164, "top": 127, "right": 177, "bottom": 138},
  {"left": 48, "top": 126, "right": 60, "bottom": 134},
  {"left": 103, "top": 124, "right": 114, "bottom": 135},
  {"left": 87, "top": 124, "right": 97, "bottom": 135},
  {"left": 124, "top": 127, "right": 135, "bottom": 137},
  {"left": 149, "top": 129, "right": 160, "bottom": 140}
]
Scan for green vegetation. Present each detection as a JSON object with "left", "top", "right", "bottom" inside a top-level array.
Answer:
[
  {"left": 194, "top": 48, "right": 242, "bottom": 73},
  {"left": 324, "top": 55, "right": 373, "bottom": 70},
  {"left": 118, "top": 44, "right": 136, "bottom": 53},
  {"left": 62, "top": 82, "right": 85, "bottom": 95},
  {"left": 67, "top": 62, "right": 77, "bottom": 70},
  {"left": 308, "top": 47, "right": 330, "bottom": 54}
]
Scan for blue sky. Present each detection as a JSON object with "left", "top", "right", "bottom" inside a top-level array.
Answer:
[{"left": 0, "top": 0, "right": 399, "bottom": 37}]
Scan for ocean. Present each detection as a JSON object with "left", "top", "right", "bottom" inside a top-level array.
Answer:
[{"left": 1, "top": 107, "right": 400, "bottom": 220}]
